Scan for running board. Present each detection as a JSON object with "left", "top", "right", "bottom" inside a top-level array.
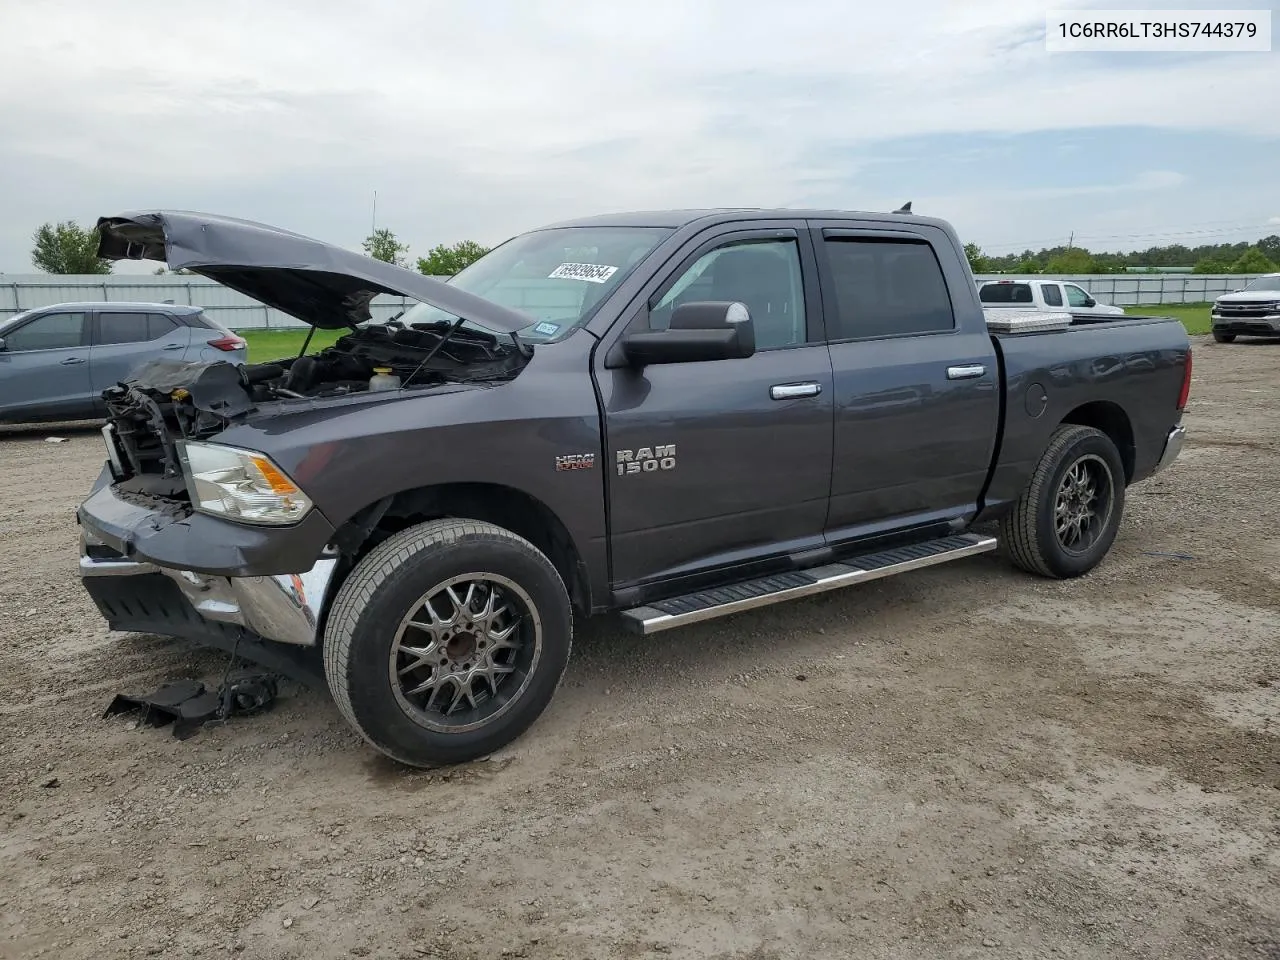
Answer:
[{"left": 619, "top": 533, "right": 998, "bottom": 635}]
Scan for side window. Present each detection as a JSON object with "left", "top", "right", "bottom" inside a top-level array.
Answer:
[
  {"left": 1040, "top": 283, "right": 1064, "bottom": 307},
  {"left": 823, "top": 238, "right": 955, "bottom": 340},
  {"left": 1064, "top": 284, "right": 1091, "bottom": 308},
  {"left": 97, "top": 312, "right": 152, "bottom": 345},
  {"left": 650, "top": 239, "right": 807, "bottom": 349},
  {"left": 148, "top": 313, "right": 179, "bottom": 338},
  {"left": 3, "top": 312, "right": 85, "bottom": 351}
]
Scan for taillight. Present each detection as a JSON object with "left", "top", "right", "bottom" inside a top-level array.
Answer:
[
  {"left": 1176, "top": 348, "right": 1192, "bottom": 411},
  {"left": 207, "top": 335, "right": 246, "bottom": 352}
]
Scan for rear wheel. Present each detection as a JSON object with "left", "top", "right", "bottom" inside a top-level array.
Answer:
[
  {"left": 1000, "top": 425, "right": 1126, "bottom": 579},
  {"left": 323, "top": 519, "right": 572, "bottom": 767},
  {"left": 1212, "top": 330, "right": 1236, "bottom": 343}
]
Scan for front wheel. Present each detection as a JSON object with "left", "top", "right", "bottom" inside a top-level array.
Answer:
[
  {"left": 1212, "top": 331, "right": 1236, "bottom": 344},
  {"left": 1000, "top": 424, "right": 1126, "bottom": 579},
  {"left": 323, "top": 519, "right": 573, "bottom": 767}
]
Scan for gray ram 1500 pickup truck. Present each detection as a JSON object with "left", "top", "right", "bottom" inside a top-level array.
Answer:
[{"left": 77, "top": 208, "right": 1192, "bottom": 767}]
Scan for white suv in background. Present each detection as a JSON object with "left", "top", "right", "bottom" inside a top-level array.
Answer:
[{"left": 978, "top": 279, "right": 1125, "bottom": 317}]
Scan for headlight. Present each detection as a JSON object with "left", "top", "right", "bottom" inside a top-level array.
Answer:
[{"left": 177, "top": 441, "right": 312, "bottom": 525}]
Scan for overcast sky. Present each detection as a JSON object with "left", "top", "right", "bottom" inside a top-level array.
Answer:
[{"left": 2, "top": 0, "right": 1278, "bottom": 273}]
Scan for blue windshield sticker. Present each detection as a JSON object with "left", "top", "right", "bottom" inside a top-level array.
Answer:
[{"left": 533, "top": 321, "right": 561, "bottom": 337}]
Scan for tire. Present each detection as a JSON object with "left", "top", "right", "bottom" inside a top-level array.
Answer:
[
  {"left": 1000, "top": 424, "right": 1126, "bottom": 579},
  {"left": 323, "top": 518, "right": 572, "bottom": 767},
  {"left": 1212, "top": 331, "right": 1236, "bottom": 343}
]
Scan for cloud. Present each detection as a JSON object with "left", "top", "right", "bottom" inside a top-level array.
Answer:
[{"left": 0, "top": 0, "right": 1277, "bottom": 269}]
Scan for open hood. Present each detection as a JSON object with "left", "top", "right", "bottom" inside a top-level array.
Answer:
[{"left": 95, "top": 210, "right": 533, "bottom": 333}]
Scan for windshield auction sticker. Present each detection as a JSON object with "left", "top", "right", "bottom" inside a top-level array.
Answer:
[
  {"left": 548, "top": 262, "right": 619, "bottom": 283},
  {"left": 1046, "top": 9, "right": 1271, "bottom": 51}
]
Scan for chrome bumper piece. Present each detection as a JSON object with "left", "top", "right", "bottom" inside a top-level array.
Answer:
[
  {"left": 1212, "top": 313, "right": 1280, "bottom": 331},
  {"left": 79, "top": 534, "right": 338, "bottom": 647},
  {"left": 1153, "top": 424, "right": 1186, "bottom": 474}
]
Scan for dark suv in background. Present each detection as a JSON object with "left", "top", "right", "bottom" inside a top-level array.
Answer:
[{"left": 0, "top": 301, "right": 247, "bottom": 424}]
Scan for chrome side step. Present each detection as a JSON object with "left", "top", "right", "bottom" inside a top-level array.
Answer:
[{"left": 619, "top": 533, "right": 998, "bottom": 635}]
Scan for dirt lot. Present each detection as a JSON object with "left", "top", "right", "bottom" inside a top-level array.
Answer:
[{"left": 1, "top": 336, "right": 1277, "bottom": 960}]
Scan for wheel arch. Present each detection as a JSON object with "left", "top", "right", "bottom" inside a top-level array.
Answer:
[
  {"left": 1059, "top": 401, "right": 1135, "bottom": 483},
  {"left": 330, "top": 481, "right": 592, "bottom": 616}
]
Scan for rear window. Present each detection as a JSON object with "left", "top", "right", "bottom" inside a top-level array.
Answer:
[
  {"left": 822, "top": 237, "right": 956, "bottom": 340},
  {"left": 979, "top": 282, "right": 1033, "bottom": 304},
  {"left": 191, "top": 310, "right": 234, "bottom": 335}
]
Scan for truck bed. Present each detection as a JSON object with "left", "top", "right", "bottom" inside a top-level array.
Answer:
[{"left": 979, "top": 312, "right": 1190, "bottom": 519}]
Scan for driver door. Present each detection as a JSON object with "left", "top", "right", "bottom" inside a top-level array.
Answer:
[
  {"left": 0, "top": 310, "right": 94, "bottom": 422},
  {"left": 1064, "top": 283, "right": 1104, "bottom": 314},
  {"left": 594, "top": 224, "right": 834, "bottom": 591}
]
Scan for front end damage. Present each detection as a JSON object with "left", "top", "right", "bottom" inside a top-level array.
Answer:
[
  {"left": 80, "top": 333, "right": 529, "bottom": 684},
  {"left": 79, "top": 354, "right": 338, "bottom": 684},
  {"left": 78, "top": 498, "right": 338, "bottom": 687},
  {"left": 78, "top": 208, "right": 536, "bottom": 685}
]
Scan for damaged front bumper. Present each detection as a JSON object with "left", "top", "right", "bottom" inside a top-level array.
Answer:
[
  {"left": 79, "top": 529, "right": 338, "bottom": 648},
  {"left": 76, "top": 465, "right": 343, "bottom": 684}
]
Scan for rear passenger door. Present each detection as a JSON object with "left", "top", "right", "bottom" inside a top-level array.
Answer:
[
  {"left": 89, "top": 311, "right": 190, "bottom": 406},
  {"left": 811, "top": 223, "right": 1000, "bottom": 543}
]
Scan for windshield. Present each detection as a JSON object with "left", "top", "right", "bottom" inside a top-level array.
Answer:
[
  {"left": 1242, "top": 275, "right": 1280, "bottom": 291},
  {"left": 396, "top": 226, "right": 672, "bottom": 342}
]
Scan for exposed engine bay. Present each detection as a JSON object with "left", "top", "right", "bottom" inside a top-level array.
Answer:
[{"left": 102, "top": 321, "right": 527, "bottom": 487}]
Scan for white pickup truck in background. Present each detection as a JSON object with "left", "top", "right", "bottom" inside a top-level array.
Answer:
[
  {"left": 1210, "top": 273, "right": 1280, "bottom": 343},
  {"left": 978, "top": 278, "right": 1125, "bottom": 317}
]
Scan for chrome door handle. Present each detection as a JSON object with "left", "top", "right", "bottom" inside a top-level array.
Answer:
[
  {"left": 946, "top": 364, "right": 986, "bottom": 380},
  {"left": 60, "top": 357, "right": 86, "bottom": 365},
  {"left": 770, "top": 382, "right": 821, "bottom": 400}
]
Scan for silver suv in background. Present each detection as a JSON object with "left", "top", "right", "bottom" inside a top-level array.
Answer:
[{"left": 0, "top": 301, "right": 247, "bottom": 424}]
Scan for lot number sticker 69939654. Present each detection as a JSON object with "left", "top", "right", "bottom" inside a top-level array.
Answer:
[{"left": 548, "top": 262, "right": 619, "bottom": 283}]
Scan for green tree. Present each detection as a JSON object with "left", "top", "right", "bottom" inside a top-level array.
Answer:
[
  {"left": 416, "top": 240, "right": 490, "bottom": 276},
  {"left": 1257, "top": 234, "right": 1280, "bottom": 262},
  {"left": 30, "top": 221, "right": 111, "bottom": 274},
  {"left": 1013, "top": 255, "right": 1042, "bottom": 274},
  {"left": 362, "top": 228, "right": 410, "bottom": 266},
  {"left": 1192, "top": 256, "right": 1233, "bottom": 274},
  {"left": 1044, "top": 248, "right": 1098, "bottom": 274},
  {"left": 1229, "top": 246, "right": 1278, "bottom": 274},
  {"left": 962, "top": 242, "right": 988, "bottom": 273}
]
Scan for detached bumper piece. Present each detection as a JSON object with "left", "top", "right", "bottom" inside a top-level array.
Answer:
[{"left": 103, "top": 670, "right": 279, "bottom": 741}]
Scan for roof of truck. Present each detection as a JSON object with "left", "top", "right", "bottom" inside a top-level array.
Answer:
[{"left": 537, "top": 208, "right": 954, "bottom": 231}]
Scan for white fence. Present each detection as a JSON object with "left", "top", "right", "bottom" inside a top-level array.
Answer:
[
  {"left": 0, "top": 274, "right": 435, "bottom": 330},
  {"left": 971, "top": 273, "right": 1267, "bottom": 306},
  {"left": 1, "top": 271, "right": 1268, "bottom": 329}
]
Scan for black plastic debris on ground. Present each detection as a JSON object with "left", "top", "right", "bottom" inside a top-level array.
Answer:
[{"left": 103, "top": 670, "right": 280, "bottom": 740}]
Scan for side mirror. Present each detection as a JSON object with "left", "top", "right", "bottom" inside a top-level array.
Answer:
[
  {"left": 1083, "top": 296, "right": 1096, "bottom": 307},
  {"left": 0, "top": 337, "right": 7, "bottom": 351},
  {"left": 622, "top": 301, "right": 756, "bottom": 366}
]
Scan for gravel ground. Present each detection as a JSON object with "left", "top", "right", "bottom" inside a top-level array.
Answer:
[{"left": 1, "top": 336, "right": 1277, "bottom": 960}]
